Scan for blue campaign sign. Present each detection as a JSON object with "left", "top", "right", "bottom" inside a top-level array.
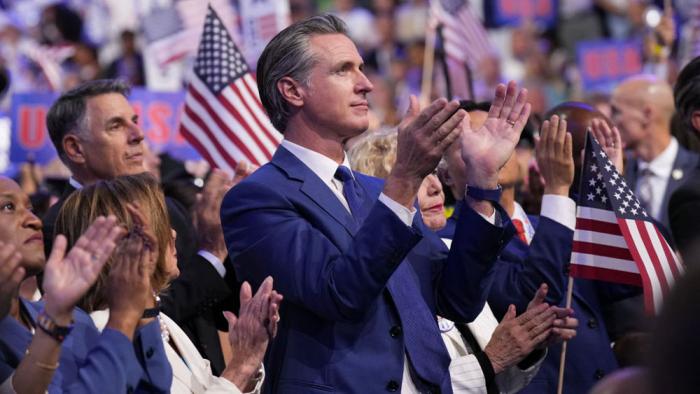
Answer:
[
  {"left": 128, "top": 89, "right": 201, "bottom": 162},
  {"left": 576, "top": 40, "right": 643, "bottom": 92},
  {"left": 10, "top": 92, "right": 59, "bottom": 165},
  {"left": 486, "top": 0, "right": 557, "bottom": 28},
  {"left": 9, "top": 89, "right": 201, "bottom": 165}
]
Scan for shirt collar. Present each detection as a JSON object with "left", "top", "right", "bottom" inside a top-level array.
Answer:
[
  {"left": 638, "top": 137, "right": 678, "bottom": 177},
  {"left": 281, "top": 139, "right": 353, "bottom": 183},
  {"left": 68, "top": 177, "right": 83, "bottom": 190}
]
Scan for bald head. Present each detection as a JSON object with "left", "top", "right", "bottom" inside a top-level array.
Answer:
[
  {"left": 615, "top": 75, "right": 674, "bottom": 119},
  {"left": 611, "top": 75, "right": 675, "bottom": 153}
]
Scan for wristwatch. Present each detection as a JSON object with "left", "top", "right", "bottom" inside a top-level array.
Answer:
[
  {"left": 36, "top": 309, "right": 73, "bottom": 342},
  {"left": 465, "top": 184, "right": 502, "bottom": 202}
]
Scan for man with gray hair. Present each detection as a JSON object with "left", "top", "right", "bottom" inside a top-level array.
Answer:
[
  {"left": 221, "top": 14, "right": 549, "bottom": 393},
  {"left": 42, "top": 79, "right": 241, "bottom": 375}
]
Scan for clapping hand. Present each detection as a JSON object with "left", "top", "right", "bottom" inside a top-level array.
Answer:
[
  {"left": 194, "top": 169, "right": 234, "bottom": 261},
  {"left": 0, "top": 243, "right": 24, "bottom": 320},
  {"left": 105, "top": 205, "right": 158, "bottom": 340},
  {"left": 527, "top": 283, "right": 578, "bottom": 347},
  {"left": 223, "top": 276, "right": 283, "bottom": 391},
  {"left": 385, "top": 96, "right": 465, "bottom": 208},
  {"left": 589, "top": 118, "right": 623, "bottom": 172},
  {"left": 535, "top": 115, "right": 574, "bottom": 196},
  {"left": 43, "top": 216, "right": 124, "bottom": 325},
  {"left": 461, "top": 81, "right": 531, "bottom": 189}
]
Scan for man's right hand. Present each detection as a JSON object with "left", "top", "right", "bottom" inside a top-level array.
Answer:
[
  {"left": 385, "top": 96, "right": 465, "bottom": 208},
  {"left": 535, "top": 115, "right": 574, "bottom": 196},
  {"left": 194, "top": 169, "right": 234, "bottom": 261}
]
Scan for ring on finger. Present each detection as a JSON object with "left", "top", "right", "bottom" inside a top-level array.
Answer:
[{"left": 506, "top": 119, "right": 516, "bottom": 126}]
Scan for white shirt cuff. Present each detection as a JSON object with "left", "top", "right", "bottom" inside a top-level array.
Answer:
[
  {"left": 478, "top": 210, "right": 497, "bottom": 225},
  {"left": 198, "top": 250, "right": 226, "bottom": 277},
  {"left": 378, "top": 192, "right": 416, "bottom": 227},
  {"left": 540, "top": 194, "right": 576, "bottom": 231}
]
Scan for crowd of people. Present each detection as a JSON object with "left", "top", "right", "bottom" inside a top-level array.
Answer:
[{"left": 1, "top": 1, "right": 700, "bottom": 394}]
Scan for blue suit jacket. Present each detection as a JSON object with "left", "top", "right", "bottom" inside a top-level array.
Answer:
[
  {"left": 441, "top": 203, "right": 639, "bottom": 394},
  {"left": 0, "top": 299, "right": 171, "bottom": 393},
  {"left": 221, "top": 146, "right": 514, "bottom": 393}
]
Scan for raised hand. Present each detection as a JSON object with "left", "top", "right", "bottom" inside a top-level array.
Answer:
[
  {"left": 526, "top": 283, "right": 577, "bottom": 347},
  {"left": 461, "top": 81, "right": 531, "bottom": 189},
  {"left": 0, "top": 243, "right": 24, "bottom": 320},
  {"left": 589, "top": 118, "right": 623, "bottom": 172},
  {"left": 232, "top": 161, "right": 258, "bottom": 187},
  {"left": 105, "top": 229, "right": 155, "bottom": 340},
  {"left": 193, "top": 169, "right": 234, "bottom": 261},
  {"left": 42, "top": 216, "right": 124, "bottom": 325},
  {"left": 535, "top": 114, "right": 574, "bottom": 196},
  {"left": 385, "top": 96, "right": 465, "bottom": 208},
  {"left": 222, "top": 276, "right": 282, "bottom": 391}
]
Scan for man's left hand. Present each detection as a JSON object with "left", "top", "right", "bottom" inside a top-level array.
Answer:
[{"left": 461, "top": 81, "right": 531, "bottom": 189}]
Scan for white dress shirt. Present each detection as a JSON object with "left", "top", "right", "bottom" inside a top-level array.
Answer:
[{"left": 634, "top": 137, "right": 679, "bottom": 221}]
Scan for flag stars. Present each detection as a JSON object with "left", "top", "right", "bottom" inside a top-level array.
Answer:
[
  {"left": 622, "top": 200, "right": 629, "bottom": 208},
  {"left": 631, "top": 208, "right": 638, "bottom": 215},
  {"left": 614, "top": 192, "right": 621, "bottom": 200},
  {"left": 609, "top": 178, "right": 617, "bottom": 186},
  {"left": 589, "top": 179, "right": 596, "bottom": 187},
  {"left": 604, "top": 164, "right": 612, "bottom": 172},
  {"left": 597, "top": 173, "right": 603, "bottom": 180},
  {"left": 596, "top": 187, "right": 603, "bottom": 195},
  {"left": 590, "top": 164, "right": 598, "bottom": 172},
  {"left": 587, "top": 193, "right": 595, "bottom": 201},
  {"left": 619, "top": 206, "right": 626, "bottom": 214}
]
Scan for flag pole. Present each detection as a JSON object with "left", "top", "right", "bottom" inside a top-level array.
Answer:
[
  {"left": 556, "top": 275, "right": 574, "bottom": 394},
  {"left": 420, "top": 21, "right": 438, "bottom": 108}
]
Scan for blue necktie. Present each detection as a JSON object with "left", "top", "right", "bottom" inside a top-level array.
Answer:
[
  {"left": 334, "top": 165, "right": 450, "bottom": 391},
  {"left": 334, "top": 166, "right": 368, "bottom": 224}
]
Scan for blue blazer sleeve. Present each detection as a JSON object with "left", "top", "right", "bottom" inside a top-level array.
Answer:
[
  {"left": 487, "top": 216, "right": 573, "bottom": 316},
  {"left": 51, "top": 328, "right": 144, "bottom": 394},
  {"left": 221, "top": 179, "right": 423, "bottom": 322},
  {"left": 435, "top": 203, "right": 516, "bottom": 323},
  {"left": 132, "top": 319, "right": 172, "bottom": 393}
]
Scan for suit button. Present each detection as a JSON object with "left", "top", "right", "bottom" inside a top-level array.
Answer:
[
  {"left": 146, "top": 347, "right": 154, "bottom": 358},
  {"left": 595, "top": 369, "right": 605, "bottom": 380},
  {"left": 389, "top": 325, "right": 402, "bottom": 338},
  {"left": 386, "top": 380, "right": 399, "bottom": 391},
  {"left": 587, "top": 318, "right": 598, "bottom": 329}
]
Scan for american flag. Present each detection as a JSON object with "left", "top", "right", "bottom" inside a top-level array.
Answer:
[
  {"left": 429, "top": 0, "right": 493, "bottom": 99},
  {"left": 570, "top": 132, "right": 684, "bottom": 314},
  {"left": 141, "top": 0, "right": 240, "bottom": 67},
  {"left": 179, "top": 6, "right": 281, "bottom": 171}
]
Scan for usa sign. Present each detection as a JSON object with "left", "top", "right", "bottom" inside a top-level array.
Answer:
[{"left": 10, "top": 89, "right": 201, "bottom": 164}]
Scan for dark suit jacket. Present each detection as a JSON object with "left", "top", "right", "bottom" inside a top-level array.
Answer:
[
  {"left": 623, "top": 143, "right": 699, "bottom": 230},
  {"left": 221, "top": 146, "right": 514, "bottom": 394},
  {"left": 42, "top": 183, "right": 235, "bottom": 375},
  {"left": 669, "top": 163, "right": 700, "bottom": 260},
  {"left": 442, "top": 204, "right": 639, "bottom": 394},
  {"left": 0, "top": 299, "right": 171, "bottom": 393}
]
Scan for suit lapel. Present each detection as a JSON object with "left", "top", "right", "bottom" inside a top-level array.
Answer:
[
  {"left": 659, "top": 147, "right": 699, "bottom": 226},
  {"left": 271, "top": 146, "right": 358, "bottom": 236}
]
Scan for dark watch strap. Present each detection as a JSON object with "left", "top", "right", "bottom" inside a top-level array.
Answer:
[
  {"left": 36, "top": 309, "right": 73, "bottom": 342},
  {"left": 465, "top": 184, "right": 503, "bottom": 202}
]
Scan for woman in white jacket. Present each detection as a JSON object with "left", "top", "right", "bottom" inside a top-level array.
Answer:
[{"left": 54, "top": 172, "right": 282, "bottom": 393}]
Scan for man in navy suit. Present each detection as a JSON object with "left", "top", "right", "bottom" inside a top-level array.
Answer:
[
  {"left": 440, "top": 103, "right": 638, "bottom": 394},
  {"left": 220, "top": 14, "right": 545, "bottom": 393},
  {"left": 612, "top": 75, "right": 699, "bottom": 232}
]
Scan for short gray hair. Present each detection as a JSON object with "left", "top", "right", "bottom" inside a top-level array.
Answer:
[
  {"left": 47, "top": 79, "right": 131, "bottom": 164},
  {"left": 256, "top": 14, "right": 347, "bottom": 133}
]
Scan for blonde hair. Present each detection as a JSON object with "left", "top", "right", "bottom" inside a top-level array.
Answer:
[
  {"left": 54, "top": 173, "right": 172, "bottom": 312},
  {"left": 347, "top": 130, "right": 397, "bottom": 179}
]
